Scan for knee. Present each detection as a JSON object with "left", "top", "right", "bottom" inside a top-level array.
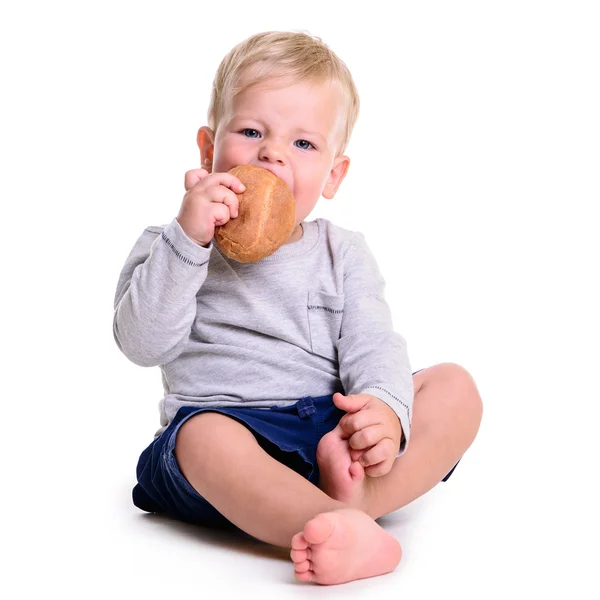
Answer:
[{"left": 431, "top": 362, "right": 483, "bottom": 428}]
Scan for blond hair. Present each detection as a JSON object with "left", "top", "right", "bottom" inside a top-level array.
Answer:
[{"left": 207, "top": 31, "right": 360, "bottom": 156}]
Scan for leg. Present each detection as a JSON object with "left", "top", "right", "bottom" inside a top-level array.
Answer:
[
  {"left": 175, "top": 411, "right": 402, "bottom": 584},
  {"left": 365, "top": 363, "right": 483, "bottom": 519},
  {"left": 174, "top": 411, "right": 346, "bottom": 548}
]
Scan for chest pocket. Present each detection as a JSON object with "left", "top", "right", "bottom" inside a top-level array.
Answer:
[{"left": 307, "top": 290, "right": 345, "bottom": 360}]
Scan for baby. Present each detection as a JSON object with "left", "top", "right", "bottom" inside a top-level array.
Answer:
[{"left": 113, "top": 31, "right": 483, "bottom": 586}]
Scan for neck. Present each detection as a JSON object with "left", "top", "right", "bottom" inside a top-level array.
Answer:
[{"left": 284, "top": 223, "right": 303, "bottom": 245}]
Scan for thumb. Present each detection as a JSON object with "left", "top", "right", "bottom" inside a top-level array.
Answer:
[{"left": 333, "top": 392, "right": 368, "bottom": 413}]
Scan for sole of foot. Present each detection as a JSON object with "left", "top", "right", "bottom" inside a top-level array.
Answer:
[{"left": 290, "top": 507, "right": 402, "bottom": 585}]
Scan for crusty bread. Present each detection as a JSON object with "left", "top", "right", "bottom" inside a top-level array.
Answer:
[{"left": 214, "top": 165, "right": 296, "bottom": 263}]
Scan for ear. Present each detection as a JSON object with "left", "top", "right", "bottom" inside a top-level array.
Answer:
[
  {"left": 322, "top": 155, "right": 350, "bottom": 199},
  {"left": 197, "top": 126, "right": 215, "bottom": 172}
]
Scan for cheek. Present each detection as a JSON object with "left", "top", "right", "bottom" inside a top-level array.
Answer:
[
  {"left": 301, "top": 166, "right": 328, "bottom": 193},
  {"left": 214, "top": 139, "right": 248, "bottom": 170}
]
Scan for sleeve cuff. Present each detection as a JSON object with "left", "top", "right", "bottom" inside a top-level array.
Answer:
[
  {"left": 161, "top": 217, "right": 214, "bottom": 266},
  {"left": 360, "top": 386, "right": 412, "bottom": 457}
]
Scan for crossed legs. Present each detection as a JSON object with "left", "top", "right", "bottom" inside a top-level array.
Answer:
[{"left": 173, "top": 362, "right": 483, "bottom": 584}]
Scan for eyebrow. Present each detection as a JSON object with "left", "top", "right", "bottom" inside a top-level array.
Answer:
[{"left": 297, "top": 129, "right": 326, "bottom": 143}]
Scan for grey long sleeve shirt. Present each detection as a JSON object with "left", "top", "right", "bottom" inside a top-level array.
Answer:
[{"left": 113, "top": 217, "right": 414, "bottom": 455}]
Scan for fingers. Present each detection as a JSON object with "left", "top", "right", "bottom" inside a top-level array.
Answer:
[
  {"left": 183, "top": 170, "right": 246, "bottom": 225},
  {"left": 360, "top": 439, "right": 397, "bottom": 476},
  {"left": 348, "top": 424, "right": 387, "bottom": 450},
  {"left": 185, "top": 169, "right": 246, "bottom": 194},
  {"left": 340, "top": 410, "right": 381, "bottom": 437},
  {"left": 177, "top": 168, "right": 246, "bottom": 247},
  {"left": 210, "top": 202, "right": 234, "bottom": 227},
  {"left": 184, "top": 168, "right": 211, "bottom": 191},
  {"left": 350, "top": 448, "right": 365, "bottom": 462},
  {"left": 332, "top": 392, "right": 370, "bottom": 414},
  {"left": 201, "top": 185, "right": 241, "bottom": 220},
  {"left": 350, "top": 446, "right": 392, "bottom": 478},
  {"left": 364, "top": 460, "right": 394, "bottom": 478}
]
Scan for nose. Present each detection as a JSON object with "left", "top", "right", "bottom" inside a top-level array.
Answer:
[{"left": 258, "top": 139, "right": 286, "bottom": 165}]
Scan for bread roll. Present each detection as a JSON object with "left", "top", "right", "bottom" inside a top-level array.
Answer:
[{"left": 214, "top": 165, "right": 296, "bottom": 263}]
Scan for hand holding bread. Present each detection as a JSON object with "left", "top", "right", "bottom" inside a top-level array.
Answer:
[
  {"left": 177, "top": 164, "right": 296, "bottom": 262},
  {"left": 214, "top": 165, "right": 296, "bottom": 263},
  {"left": 177, "top": 168, "right": 246, "bottom": 247}
]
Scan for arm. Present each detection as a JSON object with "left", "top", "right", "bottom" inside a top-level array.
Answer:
[
  {"left": 336, "top": 232, "right": 414, "bottom": 456},
  {"left": 113, "top": 168, "right": 244, "bottom": 367},
  {"left": 113, "top": 218, "right": 213, "bottom": 367}
]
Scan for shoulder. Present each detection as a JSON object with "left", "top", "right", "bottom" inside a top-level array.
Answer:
[
  {"left": 313, "top": 218, "right": 384, "bottom": 284},
  {"left": 312, "top": 218, "right": 365, "bottom": 259}
]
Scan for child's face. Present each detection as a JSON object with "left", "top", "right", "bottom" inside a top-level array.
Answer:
[{"left": 198, "top": 74, "right": 350, "bottom": 242}]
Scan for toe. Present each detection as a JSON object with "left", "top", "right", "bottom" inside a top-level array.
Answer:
[
  {"left": 316, "top": 430, "right": 338, "bottom": 461},
  {"left": 294, "top": 569, "right": 314, "bottom": 582},
  {"left": 294, "top": 559, "right": 312, "bottom": 573},
  {"left": 291, "top": 532, "right": 308, "bottom": 550},
  {"left": 303, "top": 512, "right": 336, "bottom": 545},
  {"left": 349, "top": 460, "right": 365, "bottom": 481},
  {"left": 290, "top": 548, "right": 308, "bottom": 563}
]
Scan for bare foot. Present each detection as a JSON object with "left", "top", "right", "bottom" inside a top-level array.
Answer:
[
  {"left": 290, "top": 508, "right": 402, "bottom": 585},
  {"left": 317, "top": 424, "right": 370, "bottom": 510}
]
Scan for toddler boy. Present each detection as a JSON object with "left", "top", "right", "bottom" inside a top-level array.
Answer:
[{"left": 113, "top": 31, "right": 482, "bottom": 585}]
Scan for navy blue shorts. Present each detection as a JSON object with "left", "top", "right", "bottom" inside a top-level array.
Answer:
[{"left": 133, "top": 373, "right": 460, "bottom": 528}]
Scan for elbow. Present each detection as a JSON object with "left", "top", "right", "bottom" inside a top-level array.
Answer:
[
  {"left": 113, "top": 322, "right": 182, "bottom": 367},
  {"left": 113, "top": 326, "right": 160, "bottom": 367}
]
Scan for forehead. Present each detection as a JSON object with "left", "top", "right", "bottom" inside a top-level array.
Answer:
[{"left": 230, "top": 74, "right": 344, "bottom": 137}]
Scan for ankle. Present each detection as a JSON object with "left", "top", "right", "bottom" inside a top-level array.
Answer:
[{"left": 360, "top": 476, "right": 382, "bottom": 520}]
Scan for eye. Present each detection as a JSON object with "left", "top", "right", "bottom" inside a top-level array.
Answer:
[
  {"left": 295, "top": 139, "right": 315, "bottom": 150},
  {"left": 241, "top": 128, "right": 260, "bottom": 138}
]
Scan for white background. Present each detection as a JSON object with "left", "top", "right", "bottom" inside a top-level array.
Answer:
[{"left": 2, "top": 1, "right": 599, "bottom": 598}]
